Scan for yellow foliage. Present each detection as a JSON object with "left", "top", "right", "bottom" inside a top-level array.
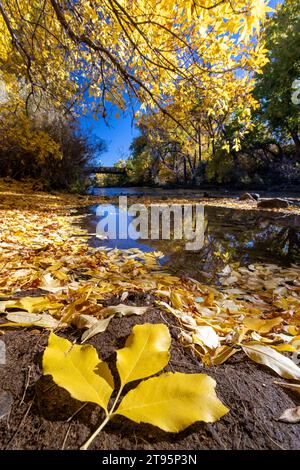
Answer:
[
  {"left": 42, "top": 324, "right": 228, "bottom": 450},
  {"left": 43, "top": 333, "right": 114, "bottom": 411}
]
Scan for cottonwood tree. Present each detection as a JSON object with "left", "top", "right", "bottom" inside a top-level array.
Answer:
[
  {"left": 0, "top": 0, "right": 271, "bottom": 121},
  {"left": 254, "top": 0, "right": 300, "bottom": 157}
]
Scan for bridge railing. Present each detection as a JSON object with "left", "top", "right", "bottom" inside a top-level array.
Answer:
[{"left": 83, "top": 166, "right": 127, "bottom": 175}]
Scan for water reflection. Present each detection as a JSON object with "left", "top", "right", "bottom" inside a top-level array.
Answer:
[{"left": 82, "top": 198, "right": 300, "bottom": 283}]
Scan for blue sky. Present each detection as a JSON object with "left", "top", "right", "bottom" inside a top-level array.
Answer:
[{"left": 79, "top": 0, "right": 283, "bottom": 167}]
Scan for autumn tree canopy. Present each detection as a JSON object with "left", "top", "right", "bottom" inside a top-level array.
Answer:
[{"left": 0, "top": 0, "right": 271, "bottom": 118}]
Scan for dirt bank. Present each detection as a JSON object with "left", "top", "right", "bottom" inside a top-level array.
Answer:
[{"left": 0, "top": 309, "right": 299, "bottom": 450}]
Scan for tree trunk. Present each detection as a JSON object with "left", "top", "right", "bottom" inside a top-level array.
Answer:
[
  {"left": 198, "top": 124, "right": 202, "bottom": 163},
  {"left": 291, "top": 130, "right": 300, "bottom": 159},
  {"left": 183, "top": 156, "right": 187, "bottom": 184}
]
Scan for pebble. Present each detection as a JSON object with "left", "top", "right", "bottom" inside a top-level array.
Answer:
[
  {"left": 0, "top": 340, "right": 5, "bottom": 365},
  {"left": 0, "top": 391, "right": 14, "bottom": 420}
]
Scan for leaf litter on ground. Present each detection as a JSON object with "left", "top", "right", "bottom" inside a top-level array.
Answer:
[{"left": 1, "top": 179, "right": 300, "bottom": 396}]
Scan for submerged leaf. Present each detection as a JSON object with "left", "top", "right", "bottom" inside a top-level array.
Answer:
[
  {"left": 116, "top": 323, "right": 171, "bottom": 386},
  {"left": 115, "top": 372, "right": 229, "bottom": 432},
  {"left": 43, "top": 333, "right": 114, "bottom": 410}
]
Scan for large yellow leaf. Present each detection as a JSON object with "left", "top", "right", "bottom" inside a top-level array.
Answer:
[
  {"left": 242, "top": 343, "right": 300, "bottom": 381},
  {"left": 43, "top": 333, "right": 114, "bottom": 410},
  {"left": 116, "top": 323, "right": 171, "bottom": 386},
  {"left": 115, "top": 372, "right": 229, "bottom": 432}
]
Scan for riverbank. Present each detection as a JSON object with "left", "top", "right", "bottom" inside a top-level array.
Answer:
[{"left": 0, "top": 179, "right": 300, "bottom": 450}]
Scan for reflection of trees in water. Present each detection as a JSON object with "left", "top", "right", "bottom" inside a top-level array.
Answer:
[
  {"left": 148, "top": 207, "right": 300, "bottom": 281},
  {"left": 86, "top": 203, "right": 300, "bottom": 282}
]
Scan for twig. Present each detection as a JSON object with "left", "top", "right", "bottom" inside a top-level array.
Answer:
[
  {"left": 5, "top": 397, "right": 34, "bottom": 450},
  {"left": 66, "top": 402, "right": 88, "bottom": 423},
  {"left": 61, "top": 423, "right": 72, "bottom": 450},
  {"left": 20, "top": 365, "right": 33, "bottom": 406}
]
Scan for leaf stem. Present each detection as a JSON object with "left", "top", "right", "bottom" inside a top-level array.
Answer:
[
  {"left": 109, "top": 386, "right": 123, "bottom": 415},
  {"left": 80, "top": 385, "right": 124, "bottom": 450},
  {"left": 80, "top": 414, "right": 111, "bottom": 451}
]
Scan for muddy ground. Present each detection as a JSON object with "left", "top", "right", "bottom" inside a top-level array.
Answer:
[{"left": 0, "top": 307, "right": 300, "bottom": 450}]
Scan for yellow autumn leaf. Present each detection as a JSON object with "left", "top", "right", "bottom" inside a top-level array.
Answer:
[
  {"left": 243, "top": 317, "right": 282, "bottom": 333},
  {"left": 271, "top": 344, "right": 297, "bottom": 353},
  {"left": 115, "top": 372, "right": 229, "bottom": 431},
  {"left": 211, "top": 346, "right": 238, "bottom": 365},
  {"left": 242, "top": 343, "right": 300, "bottom": 381},
  {"left": 0, "top": 297, "right": 63, "bottom": 314},
  {"left": 170, "top": 291, "right": 183, "bottom": 309},
  {"left": 43, "top": 333, "right": 114, "bottom": 410},
  {"left": 116, "top": 323, "right": 171, "bottom": 386}
]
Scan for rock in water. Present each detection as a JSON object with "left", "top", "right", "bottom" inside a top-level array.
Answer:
[
  {"left": 239, "top": 193, "right": 255, "bottom": 201},
  {"left": 0, "top": 391, "right": 13, "bottom": 420},
  {"left": 0, "top": 340, "right": 5, "bottom": 365},
  {"left": 257, "top": 198, "right": 290, "bottom": 209}
]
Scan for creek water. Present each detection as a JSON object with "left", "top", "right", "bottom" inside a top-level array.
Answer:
[{"left": 83, "top": 187, "right": 300, "bottom": 282}]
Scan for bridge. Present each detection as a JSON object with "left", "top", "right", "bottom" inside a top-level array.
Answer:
[{"left": 84, "top": 166, "right": 127, "bottom": 175}]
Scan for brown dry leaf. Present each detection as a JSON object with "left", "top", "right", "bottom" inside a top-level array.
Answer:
[
  {"left": 72, "top": 314, "right": 98, "bottom": 330},
  {"left": 100, "top": 304, "right": 148, "bottom": 318},
  {"left": 81, "top": 316, "right": 113, "bottom": 343},
  {"left": 1, "top": 311, "right": 59, "bottom": 328}
]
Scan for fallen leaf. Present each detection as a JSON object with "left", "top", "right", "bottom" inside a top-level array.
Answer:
[
  {"left": 81, "top": 316, "right": 113, "bottom": 343},
  {"left": 274, "top": 382, "right": 300, "bottom": 395},
  {"left": 116, "top": 323, "right": 171, "bottom": 386},
  {"left": 43, "top": 333, "right": 114, "bottom": 411},
  {"left": 278, "top": 406, "right": 300, "bottom": 423},
  {"left": 72, "top": 314, "right": 98, "bottom": 330},
  {"left": 244, "top": 317, "right": 283, "bottom": 334},
  {"left": 100, "top": 304, "right": 148, "bottom": 318},
  {"left": 1, "top": 312, "right": 59, "bottom": 328},
  {"left": 242, "top": 343, "right": 300, "bottom": 380},
  {"left": 193, "top": 326, "right": 219, "bottom": 349},
  {"left": 115, "top": 372, "right": 229, "bottom": 431}
]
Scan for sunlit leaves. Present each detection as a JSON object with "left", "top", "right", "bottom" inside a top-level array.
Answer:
[
  {"left": 43, "top": 333, "right": 114, "bottom": 411},
  {"left": 43, "top": 324, "right": 228, "bottom": 449},
  {"left": 116, "top": 323, "right": 171, "bottom": 386},
  {"left": 242, "top": 343, "right": 300, "bottom": 381},
  {"left": 0, "top": 0, "right": 270, "bottom": 123},
  {"left": 115, "top": 372, "right": 229, "bottom": 432}
]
